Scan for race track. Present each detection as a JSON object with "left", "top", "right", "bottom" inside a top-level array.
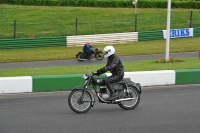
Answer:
[{"left": 0, "top": 84, "right": 200, "bottom": 133}]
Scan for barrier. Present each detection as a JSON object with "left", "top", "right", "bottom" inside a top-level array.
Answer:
[
  {"left": 175, "top": 69, "right": 200, "bottom": 84},
  {"left": 106, "top": 70, "right": 175, "bottom": 86},
  {"left": 67, "top": 32, "right": 138, "bottom": 46},
  {"left": 0, "top": 69, "right": 199, "bottom": 94},
  {"left": 0, "top": 76, "right": 32, "bottom": 93},
  {"left": 138, "top": 30, "right": 163, "bottom": 41},
  {"left": 32, "top": 74, "right": 85, "bottom": 92},
  {"left": 32, "top": 74, "right": 107, "bottom": 92},
  {"left": 0, "top": 36, "right": 66, "bottom": 49}
]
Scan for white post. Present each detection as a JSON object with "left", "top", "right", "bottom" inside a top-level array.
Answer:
[
  {"left": 166, "top": 0, "right": 171, "bottom": 61},
  {"left": 135, "top": 0, "right": 137, "bottom": 14},
  {"left": 133, "top": 0, "right": 138, "bottom": 32}
]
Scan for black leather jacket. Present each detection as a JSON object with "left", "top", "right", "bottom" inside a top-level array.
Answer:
[{"left": 103, "top": 54, "right": 124, "bottom": 76}]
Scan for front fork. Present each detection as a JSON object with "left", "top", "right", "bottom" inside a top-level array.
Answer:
[
  {"left": 77, "top": 86, "right": 87, "bottom": 104},
  {"left": 78, "top": 79, "right": 96, "bottom": 105},
  {"left": 77, "top": 78, "right": 97, "bottom": 106}
]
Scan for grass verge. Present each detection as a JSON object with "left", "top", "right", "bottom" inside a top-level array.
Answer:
[
  {"left": 0, "top": 37, "right": 200, "bottom": 63},
  {"left": 0, "top": 58, "right": 199, "bottom": 77}
]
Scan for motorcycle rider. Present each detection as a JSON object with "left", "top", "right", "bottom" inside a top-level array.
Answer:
[
  {"left": 96, "top": 46, "right": 124, "bottom": 101},
  {"left": 83, "top": 41, "right": 94, "bottom": 59}
]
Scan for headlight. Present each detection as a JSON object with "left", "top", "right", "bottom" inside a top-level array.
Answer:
[{"left": 82, "top": 74, "right": 89, "bottom": 80}]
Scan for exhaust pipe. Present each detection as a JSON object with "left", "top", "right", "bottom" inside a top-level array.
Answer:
[
  {"left": 97, "top": 93, "right": 110, "bottom": 103},
  {"left": 115, "top": 98, "right": 135, "bottom": 102},
  {"left": 97, "top": 93, "right": 136, "bottom": 103}
]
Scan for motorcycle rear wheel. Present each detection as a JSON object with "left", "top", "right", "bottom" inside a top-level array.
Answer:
[
  {"left": 76, "top": 53, "right": 85, "bottom": 61},
  {"left": 68, "top": 90, "right": 92, "bottom": 114},
  {"left": 95, "top": 52, "right": 104, "bottom": 60},
  {"left": 118, "top": 86, "right": 140, "bottom": 110}
]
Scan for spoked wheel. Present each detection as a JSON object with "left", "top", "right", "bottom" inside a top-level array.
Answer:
[
  {"left": 95, "top": 52, "right": 104, "bottom": 60},
  {"left": 76, "top": 53, "right": 85, "bottom": 61},
  {"left": 118, "top": 87, "right": 140, "bottom": 110},
  {"left": 68, "top": 90, "right": 92, "bottom": 114}
]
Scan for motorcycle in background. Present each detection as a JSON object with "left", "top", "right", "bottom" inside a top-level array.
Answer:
[
  {"left": 76, "top": 48, "right": 104, "bottom": 61},
  {"left": 68, "top": 67, "right": 142, "bottom": 114}
]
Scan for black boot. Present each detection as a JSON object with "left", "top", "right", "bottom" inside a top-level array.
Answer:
[
  {"left": 106, "top": 84, "right": 116, "bottom": 101},
  {"left": 107, "top": 93, "right": 116, "bottom": 101}
]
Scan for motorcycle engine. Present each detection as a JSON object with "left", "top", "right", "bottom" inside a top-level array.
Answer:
[{"left": 101, "top": 93, "right": 110, "bottom": 100}]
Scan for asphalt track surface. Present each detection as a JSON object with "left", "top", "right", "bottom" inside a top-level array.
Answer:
[
  {"left": 0, "top": 52, "right": 198, "bottom": 69},
  {"left": 0, "top": 84, "right": 200, "bottom": 133}
]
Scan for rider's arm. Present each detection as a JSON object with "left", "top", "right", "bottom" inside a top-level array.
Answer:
[
  {"left": 104, "top": 57, "right": 119, "bottom": 71},
  {"left": 85, "top": 44, "right": 93, "bottom": 52},
  {"left": 96, "top": 60, "right": 109, "bottom": 75},
  {"left": 97, "top": 57, "right": 119, "bottom": 74}
]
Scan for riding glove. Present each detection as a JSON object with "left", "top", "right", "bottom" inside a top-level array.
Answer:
[{"left": 97, "top": 68, "right": 106, "bottom": 76}]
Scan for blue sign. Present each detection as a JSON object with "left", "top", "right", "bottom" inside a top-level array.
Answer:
[{"left": 163, "top": 28, "right": 193, "bottom": 39}]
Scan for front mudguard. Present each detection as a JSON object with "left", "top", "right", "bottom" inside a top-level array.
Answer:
[
  {"left": 72, "top": 86, "right": 95, "bottom": 107},
  {"left": 127, "top": 81, "right": 142, "bottom": 94}
]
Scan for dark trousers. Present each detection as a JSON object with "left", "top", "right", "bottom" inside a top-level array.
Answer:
[
  {"left": 85, "top": 51, "right": 94, "bottom": 58},
  {"left": 103, "top": 74, "right": 124, "bottom": 94}
]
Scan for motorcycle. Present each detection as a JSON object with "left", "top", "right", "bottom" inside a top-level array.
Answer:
[
  {"left": 76, "top": 48, "right": 104, "bottom": 61},
  {"left": 68, "top": 67, "right": 142, "bottom": 114}
]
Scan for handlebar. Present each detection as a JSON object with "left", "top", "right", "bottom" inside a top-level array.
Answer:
[{"left": 92, "top": 72, "right": 98, "bottom": 76}]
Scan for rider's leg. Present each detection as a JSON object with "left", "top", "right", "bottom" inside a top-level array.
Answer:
[
  {"left": 86, "top": 52, "right": 92, "bottom": 59},
  {"left": 104, "top": 74, "right": 123, "bottom": 101},
  {"left": 88, "top": 50, "right": 95, "bottom": 59}
]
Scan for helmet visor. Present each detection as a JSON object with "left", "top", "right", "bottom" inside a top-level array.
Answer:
[{"left": 103, "top": 51, "right": 108, "bottom": 55}]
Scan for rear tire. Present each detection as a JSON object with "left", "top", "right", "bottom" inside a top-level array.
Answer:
[
  {"left": 95, "top": 52, "right": 104, "bottom": 60},
  {"left": 118, "top": 86, "right": 140, "bottom": 110},
  {"left": 68, "top": 90, "right": 92, "bottom": 114},
  {"left": 76, "top": 53, "right": 85, "bottom": 61}
]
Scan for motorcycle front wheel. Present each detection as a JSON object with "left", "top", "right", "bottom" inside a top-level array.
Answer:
[
  {"left": 118, "top": 86, "right": 140, "bottom": 110},
  {"left": 95, "top": 52, "right": 104, "bottom": 60},
  {"left": 76, "top": 53, "right": 85, "bottom": 61},
  {"left": 68, "top": 90, "right": 92, "bottom": 114}
]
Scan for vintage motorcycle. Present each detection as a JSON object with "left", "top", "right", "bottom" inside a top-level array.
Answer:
[
  {"left": 68, "top": 68, "right": 142, "bottom": 114},
  {"left": 76, "top": 48, "right": 104, "bottom": 61}
]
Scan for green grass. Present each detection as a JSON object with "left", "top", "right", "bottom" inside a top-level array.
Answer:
[
  {"left": 0, "top": 4, "right": 200, "bottom": 39},
  {"left": 0, "top": 4, "right": 200, "bottom": 77},
  {"left": 0, "top": 37, "right": 199, "bottom": 63},
  {"left": 0, "top": 58, "right": 199, "bottom": 77}
]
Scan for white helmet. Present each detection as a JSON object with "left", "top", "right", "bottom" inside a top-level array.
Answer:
[{"left": 103, "top": 46, "right": 115, "bottom": 58}]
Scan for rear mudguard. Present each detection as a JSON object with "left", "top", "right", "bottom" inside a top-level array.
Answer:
[
  {"left": 127, "top": 82, "right": 142, "bottom": 94},
  {"left": 72, "top": 86, "right": 95, "bottom": 107}
]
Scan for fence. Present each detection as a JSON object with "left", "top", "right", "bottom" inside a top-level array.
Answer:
[
  {"left": 0, "top": 27, "right": 200, "bottom": 49},
  {"left": 1, "top": 5, "right": 200, "bottom": 39}
]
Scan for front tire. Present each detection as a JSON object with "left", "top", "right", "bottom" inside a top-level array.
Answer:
[
  {"left": 68, "top": 90, "right": 92, "bottom": 114},
  {"left": 118, "top": 86, "right": 140, "bottom": 110},
  {"left": 95, "top": 52, "right": 104, "bottom": 60}
]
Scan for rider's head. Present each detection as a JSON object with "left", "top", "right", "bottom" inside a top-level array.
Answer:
[
  {"left": 86, "top": 41, "right": 90, "bottom": 45},
  {"left": 103, "top": 46, "right": 115, "bottom": 58}
]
